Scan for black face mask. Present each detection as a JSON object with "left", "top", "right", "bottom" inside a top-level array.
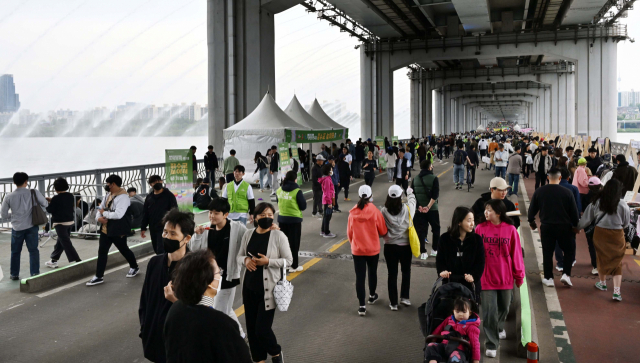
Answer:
[
  {"left": 163, "top": 237, "right": 183, "bottom": 253},
  {"left": 104, "top": 184, "right": 111, "bottom": 192},
  {"left": 153, "top": 183, "right": 163, "bottom": 191},
  {"left": 256, "top": 217, "right": 273, "bottom": 230}
]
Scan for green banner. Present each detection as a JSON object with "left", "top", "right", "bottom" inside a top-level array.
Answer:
[
  {"left": 290, "top": 144, "right": 303, "bottom": 183},
  {"left": 375, "top": 136, "right": 387, "bottom": 169},
  {"left": 392, "top": 136, "right": 399, "bottom": 143},
  {"left": 278, "top": 143, "right": 291, "bottom": 178},
  {"left": 286, "top": 129, "right": 347, "bottom": 143},
  {"left": 165, "top": 149, "right": 193, "bottom": 212}
]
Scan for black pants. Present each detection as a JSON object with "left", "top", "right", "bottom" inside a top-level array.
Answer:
[
  {"left": 312, "top": 188, "right": 323, "bottom": 215},
  {"left": 364, "top": 172, "right": 375, "bottom": 187},
  {"left": 414, "top": 210, "right": 441, "bottom": 253},
  {"left": 225, "top": 173, "right": 234, "bottom": 183},
  {"left": 51, "top": 224, "right": 81, "bottom": 262},
  {"left": 425, "top": 342, "right": 467, "bottom": 363},
  {"left": 243, "top": 288, "right": 280, "bottom": 362},
  {"left": 321, "top": 204, "right": 332, "bottom": 235},
  {"left": 524, "top": 164, "right": 531, "bottom": 178},
  {"left": 334, "top": 184, "right": 341, "bottom": 211},
  {"left": 383, "top": 244, "right": 411, "bottom": 305},
  {"left": 280, "top": 222, "right": 301, "bottom": 268},
  {"left": 585, "top": 231, "right": 597, "bottom": 268},
  {"left": 150, "top": 227, "right": 165, "bottom": 255},
  {"left": 353, "top": 254, "right": 379, "bottom": 306},
  {"left": 444, "top": 146, "right": 450, "bottom": 158},
  {"left": 535, "top": 172, "right": 547, "bottom": 189},
  {"left": 437, "top": 149, "right": 443, "bottom": 160},
  {"left": 467, "top": 165, "right": 476, "bottom": 185},
  {"left": 96, "top": 233, "right": 138, "bottom": 278},
  {"left": 480, "top": 149, "right": 487, "bottom": 158},
  {"left": 395, "top": 178, "right": 408, "bottom": 193},
  {"left": 540, "top": 224, "right": 575, "bottom": 279}
]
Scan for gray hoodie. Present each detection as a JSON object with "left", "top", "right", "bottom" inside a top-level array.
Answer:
[
  {"left": 190, "top": 219, "right": 248, "bottom": 282},
  {"left": 380, "top": 190, "right": 417, "bottom": 245}
]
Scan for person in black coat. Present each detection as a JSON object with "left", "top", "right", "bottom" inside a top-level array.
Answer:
[
  {"left": 141, "top": 175, "right": 178, "bottom": 255},
  {"left": 163, "top": 249, "right": 252, "bottom": 363},
  {"left": 204, "top": 145, "right": 219, "bottom": 183},
  {"left": 44, "top": 178, "right": 81, "bottom": 267},
  {"left": 436, "top": 206, "right": 485, "bottom": 299}
]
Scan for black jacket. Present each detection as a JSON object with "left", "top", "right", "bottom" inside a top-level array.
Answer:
[
  {"left": 129, "top": 195, "right": 145, "bottom": 229},
  {"left": 269, "top": 152, "right": 280, "bottom": 172},
  {"left": 612, "top": 162, "right": 638, "bottom": 194},
  {"left": 191, "top": 153, "right": 198, "bottom": 172},
  {"left": 163, "top": 300, "right": 252, "bottom": 363},
  {"left": 585, "top": 156, "right": 602, "bottom": 176},
  {"left": 139, "top": 253, "right": 177, "bottom": 363},
  {"left": 471, "top": 192, "right": 520, "bottom": 229},
  {"left": 527, "top": 184, "right": 579, "bottom": 227},
  {"left": 393, "top": 158, "right": 411, "bottom": 180},
  {"left": 204, "top": 151, "right": 219, "bottom": 171},
  {"left": 311, "top": 163, "right": 323, "bottom": 190},
  {"left": 436, "top": 231, "right": 485, "bottom": 298},
  {"left": 254, "top": 156, "right": 268, "bottom": 173},
  {"left": 141, "top": 188, "right": 178, "bottom": 232},
  {"left": 355, "top": 145, "right": 365, "bottom": 161},
  {"left": 337, "top": 159, "right": 351, "bottom": 183},
  {"left": 46, "top": 192, "right": 75, "bottom": 223},
  {"left": 276, "top": 180, "right": 307, "bottom": 224}
]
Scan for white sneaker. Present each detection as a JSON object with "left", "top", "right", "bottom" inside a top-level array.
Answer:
[
  {"left": 555, "top": 265, "right": 564, "bottom": 271},
  {"left": 291, "top": 266, "right": 303, "bottom": 272},
  {"left": 560, "top": 274, "right": 573, "bottom": 287},
  {"left": 400, "top": 298, "right": 411, "bottom": 306},
  {"left": 419, "top": 253, "right": 428, "bottom": 260},
  {"left": 591, "top": 268, "right": 598, "bottom": 275},
  {"left": 389, "top": 304, "right": 398, "bottom": 311},
  {"left": 323, "top": 233, "right": 336, "bottom": 238},
  {"left": 572, "top": 260, "right": 576, "bottom": 266},
  {"left": 542, "top": 278, "right": 554, "bottom": 287},
  {"left": 486, "top": 349, "right": 497, "bottom": 358},
  {"left": 45, "top": 260, "right": 58, "bottom": 269},
  {"left": 499, "top": 330, "right": 506, "bottom": 340},
  {"left": 430, "top": 250, "right": 438, "bottom": 257}
]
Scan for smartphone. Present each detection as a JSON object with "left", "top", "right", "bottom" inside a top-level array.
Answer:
[{"left": 247, "top": 252, "right": 255, "bottom": 258}]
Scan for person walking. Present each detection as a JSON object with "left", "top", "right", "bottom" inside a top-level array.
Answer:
[
  {"left": 476, "top": 199, "right": 524, "bottom": 358},
  {"left": 275, "top": 171, "right": 307, "bottom": 272},
  {"left": 319, "top": 164, "right": 336, "bottom": 238},
  {"left": 576, "top": 179, "right": 630, "bottom": 301},
  {"left": 394, "top": 149, "right": 411, "bottom": 193},
  {"left": 494, "top": 144, "right": 509, "bottom": 179},
  {"left": 336, "top": 154, "right": 352, "bottom": 211},
  {"left": 237, "top": 203, "right": 292, "bottom": 363},
  {"left": 44, "top": 178, "right": 82, "bottom": 268},
  {"left": 572, "top": 157, "right": 590, "bottom": 212},
  {"left": 452, "top": 143, "right": 468, "bottom": 190},
  {"left": 362, "top": 150, "right": 378, "bottom": 189},
  {"left": 221, "top": 165, "right": 255, "bottom": 225},
  {"left": 204, "top": 145, "right": 219, "bottom": 183},
  {"left": 583, "top": 177, "right": 604, "bottom": 275},
  {"left": 466, "top": 145, "right": 479, "bottom": 187},
  {"left": 86, "top": 174, "right": 139, "bottom": 286},
  {"left": 254, "top": 152, "right": 269, "bottom": 193},
  {"left": 311, "top": 155, "right": 326, "bottom": 218},
  {"left": 190, "top": 146, "right": 199, "bottom": 189},
  {"left": 528, "top": 168, "right": 579, "bottom": 287},
  {"left": 436, "top": 206, "right": 485, "bottom": 299},
  {"left": 164, "top": 249, "right": 253, "bottom": 363},
  {"left": 506, "top": 146, "right": 523, "bottom": 196},
  {"left": 139, "top": 208, "right": 193, "bottom": 363},
  {"left": 347, "top": 185, "right": 388, "bottom": 316},
  {"left": 140, "top": 175, "right": 178, "bottom": 255},
  {"left": 412, "top": 160, "right": 441, "bottom": 259},
  {"left": 533, "top": 147, "right": 553, "bottom": 189},
  {"left": 556, "top": 168, "right": 581, "bottom": 272},
  {"left": 385, "top": 147, "right": 397, "bottom": 182},
  {"left": 327, "top": 156, "right": 341, "bottom": 213},
  {"left": 190, "top": 198, "right": 247, "bottom": 338},
  {"left": 380, "top": 185, "right": 416, "bottom": 310},
  {"left": 611, "top": 154, "right": 638, "bottom": 194},
  {"left": 268, "top": 146, "right": 280, "bottom": 196},
  {"left": 223, "top": 149, "right": 240, "bottom": 183},
  {"left": 128, "top": 188, "right": 145, "bottom": 231}
]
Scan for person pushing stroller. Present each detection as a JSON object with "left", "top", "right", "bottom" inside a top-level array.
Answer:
[{"left": 425, "top": 298, "right": 480, "bottom": 363}]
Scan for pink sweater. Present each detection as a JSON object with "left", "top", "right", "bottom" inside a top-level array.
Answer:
[
  {"left": 572, "top": 166, "right": 589, "bottom": 194},
  {"left": 319, "top": 176, "right": 335, "bottom": 205},
  {"left": 432, "top": 313, "right": 481, "bottom": 361},
  {"left": 475, "top": 221, "right": 525, "bottom": 290}
]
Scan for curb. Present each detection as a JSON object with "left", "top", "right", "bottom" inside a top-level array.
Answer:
[{"left": 20, "top": 241, "right": 154, "bottom": 293}]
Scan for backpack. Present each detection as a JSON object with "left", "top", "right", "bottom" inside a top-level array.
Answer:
[
  {"left": 196, "top": 192, "right": 212, "bottom": 210},
  {"left": 453, "top": 150, "right": 465, "bottom": 165}
]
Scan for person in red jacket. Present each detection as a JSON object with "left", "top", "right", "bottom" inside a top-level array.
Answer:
[
  {"left": 347, "top": 185, "right": 388, "bottom": 316},
  {"left": 475, "top": 199, "right": 524, "bottom": 358},
  {"left": 426, "top": 298, "right": 481, "bottom": 363}
]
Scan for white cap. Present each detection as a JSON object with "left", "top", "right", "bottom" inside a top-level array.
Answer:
[
  {"left": 388, "top": 185, "right": 404, "bottom": 198},
  {"left": 316, "top": 154, "right": 326, "bottom": 161},
  {"left": 358, "top": 185, "right": 372, "bottom": 198}
]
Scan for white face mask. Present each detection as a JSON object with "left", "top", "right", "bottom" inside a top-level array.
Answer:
[
  {"left": 208, "top": 276, "right": 222, "bottom": 294},
  {"left": 330, "top": 170, "right": 334, "bottom": 176}
]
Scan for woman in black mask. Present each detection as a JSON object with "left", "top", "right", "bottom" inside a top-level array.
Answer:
[{"left": 236, "top": 203, "right": 293, "bottom": 363}]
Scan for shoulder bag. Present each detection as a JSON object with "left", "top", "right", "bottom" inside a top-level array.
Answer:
[
  {"left": 31, "top": 190, "right": 48, "bottom": 226},
  {"left": 406, "top": 205, "right": 421, "bottom": 258}
]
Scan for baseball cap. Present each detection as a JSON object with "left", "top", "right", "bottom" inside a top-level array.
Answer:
[
  {"left": 327, "top": 155, "right": 335, "bottom": 161},
  {"left": 388, "top": 185, "right": 404, "bottom": 198},
  {"left": 316, "top": 154, "right": 326, "bottom": 161},
  {"left": 358, "top": 185, "right": 372, "bottom": 198},
  {"left": 490, "top": 177, "right": 511, "bottom": 190},
  {"left": 588, "top": 177, "right": 601, "bottom": 186}
]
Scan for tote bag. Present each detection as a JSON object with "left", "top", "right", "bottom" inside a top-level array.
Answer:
[
  {"left": 274, "top": 260, "right": 294, "bottom": 312},
  {"left": 31, "top": 190, "right": 48, "bottom": 226},
  {"left": 406, "top": 205, "right": 420, "bottom": 257}
]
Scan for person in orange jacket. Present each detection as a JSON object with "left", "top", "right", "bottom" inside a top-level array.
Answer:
[{"left": 347, "top": 185, "right": 388, "bottom": 317}]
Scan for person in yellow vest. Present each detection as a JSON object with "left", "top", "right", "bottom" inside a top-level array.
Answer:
[
  {"left": 276, "top": 171, "right": 307, "bottom": 273},
  {"left": 221, "top": 165, "right": 255, "bottom": 225}
]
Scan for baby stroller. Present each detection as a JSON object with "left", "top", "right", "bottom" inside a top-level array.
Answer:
[{"left": 418, "top": 277, "right": 478, "bottom": 363}]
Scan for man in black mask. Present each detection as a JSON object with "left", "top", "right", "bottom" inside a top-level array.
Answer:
[
  {"left": 139, "top": 208, "right": 194, "bottom": 363},
  {"left": 141, "top": 175, "right": 178, "bottom": 254}
]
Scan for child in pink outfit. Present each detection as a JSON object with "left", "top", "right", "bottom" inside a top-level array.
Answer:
[
  {"left": 318, "top": 164, "right": 336, "bottom": 237},
  {"left": 426, "top": 299, "right": 481, "bottom": 363},
  {"left": 572, "top": 158, "right": 589, "bottom": 211}
]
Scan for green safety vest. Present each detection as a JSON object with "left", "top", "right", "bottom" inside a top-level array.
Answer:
[
  {"left": 276, "top": 188, "right": 303, "bottom": 218},
  {"left": 227, "top": 181, "right": 249, "bottom": 213},
  {"left": 413, "top": 174, "right": 438, "bottom": 211}
]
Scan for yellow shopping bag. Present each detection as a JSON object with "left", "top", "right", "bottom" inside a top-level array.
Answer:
[{"left": 407, "top": 205, "right": 420, "bottom": 257}]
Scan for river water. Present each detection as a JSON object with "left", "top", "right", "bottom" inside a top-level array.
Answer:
[{"left": 1, "top": 133, "right": 637, "bottom": 179}]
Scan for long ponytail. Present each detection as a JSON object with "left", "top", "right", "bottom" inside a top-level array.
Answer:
[{"left": 357, "top": 196, "right": 370, "bottom": 210}]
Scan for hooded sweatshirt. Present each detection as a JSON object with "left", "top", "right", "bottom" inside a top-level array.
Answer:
[
  {"left": 319, "top": 175, "right": 335, "bottom": 205},
  {"left": 475, "top": 221, "right": 524, "bottom": 290},
  {"left": 572, "top": 165, "right": 589, "bottom": 194},
  {"left": 347, "top": 203, "right": 388, "bottom": 256},
  {"left": 380, "top": 189, "right": 416, "bottom": 245},
  {"left": 432, "top": 313, "right": 481, "bottom": 362}
]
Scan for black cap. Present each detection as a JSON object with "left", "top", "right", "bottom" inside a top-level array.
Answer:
[{"left": 327, "top": 155, "right": 335, "bottom": 160}]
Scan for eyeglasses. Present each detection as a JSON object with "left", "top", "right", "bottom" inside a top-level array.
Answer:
[{"left": 215, "top": 268, "right": 224, "bottom": 277}]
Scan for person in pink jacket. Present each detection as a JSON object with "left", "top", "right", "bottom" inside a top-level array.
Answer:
[
  {"left": 347, "top": 185, "right": 388, "bottom": 316},
  {"left": 572, "top": 157, "right": 589, "bottom": 212},
  {"left": 426, "top": 299, "right": 481, "bottom": 363},
  {"left": 319, "top": 164, "right": 336, "bottom": 238},
  {"left": 475, "top": 199, "right": 524, "bottom": 358}
]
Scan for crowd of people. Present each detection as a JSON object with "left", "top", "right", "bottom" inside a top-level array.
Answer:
[{"left": 1, "top": 131, "right": 637, "bottom": 362}]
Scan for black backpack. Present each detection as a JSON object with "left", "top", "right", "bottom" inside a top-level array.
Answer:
[{"left": 453, "top": 150, "right": 465, "bottom": 165}]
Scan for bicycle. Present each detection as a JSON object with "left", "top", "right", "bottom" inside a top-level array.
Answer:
[{"left": 466, "top": 165, "right": 473, "bottom": 192}]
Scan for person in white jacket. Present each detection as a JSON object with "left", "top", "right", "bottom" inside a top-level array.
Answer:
[
  {"left": 191, "top": 198, "right": 248, "bottom": 338},
  {"left": 385, "top": 148, "right": 398, "bottom": 183}
]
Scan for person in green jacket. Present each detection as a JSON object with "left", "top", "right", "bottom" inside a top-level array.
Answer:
[
  {"left": 276, "top": 171, "right": 307, "bottom": 273},
  {"left": 221, "top": 165, "right": 255, "bottom": 225},
  {"left": 223, "top": 149, "right": 240, "bottom": 183}
]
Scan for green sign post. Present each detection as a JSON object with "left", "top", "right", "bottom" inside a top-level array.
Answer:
[
  {"left": 278, "top": 142, "right": 291, "bottom": 178},
  {"left": 290, "top": 144, "right": 303, "bottom": 183},
  {"left": 165, "top": 149, "right": 193, "bottom": 212}
]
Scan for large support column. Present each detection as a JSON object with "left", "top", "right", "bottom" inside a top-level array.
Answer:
[
  {"left": 410, "top": 77, "right": 420, "bottom": 137},
  {"left": 208, "top": 0, "right": 277, "bottom": 153},
  {"left": 434, "top": 90, "right": 442, "bottom": 135},
  {"left": 360, "top": 47, "right": 393, "bottom": 139},
  {"left": 423, "top": 81, "right": 433, "bottom": 136},
  {"left": 444, "top": 90, "right": 452, "bottom": 134}
]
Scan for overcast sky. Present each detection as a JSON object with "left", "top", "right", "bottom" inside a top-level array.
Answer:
[{"left": 1, "top": 0, "right": 639, "bottom": 138}]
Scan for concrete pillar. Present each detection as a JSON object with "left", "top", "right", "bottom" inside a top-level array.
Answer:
[
  {"left": 434, "top": 90, "right": 442, "bottom": 135},
  {"left": 360, "top": 47, "right": 374, "bottom": 139},
  {"left": 361, "top": 48, "right": 393, "bottom": 139},
  {"left": 410, "top": 77, "right": 420, "bottom": 137},
  {"left": 423, "top": 81, "right": 433, "bottom": 136},
  {"left": 208, "top": 0, "right": 277, "bottom": 153},
  {"left": 444, "top": 90, "right": 452, "bottom": 134}
]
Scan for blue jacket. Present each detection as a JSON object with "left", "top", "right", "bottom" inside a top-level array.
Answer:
[
  {"left": 331, "top": 164, "right": 340, "bottom": 185},
  {"left": 559, "top": 180, "right": 582, "bottom": 212}
]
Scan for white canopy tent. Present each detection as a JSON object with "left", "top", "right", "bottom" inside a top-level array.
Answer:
[
  {"left": 223, "top": 93, "right": 309, "bottom": 182},
  {"left": 308, "top": 98, "right": 346, "bottom": 130}
]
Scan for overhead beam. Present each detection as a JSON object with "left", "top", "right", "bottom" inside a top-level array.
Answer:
[
  {"left": 380, "top": 0, "right": 422, "bottom": 35},
  {"left": 412, "top": 0, "right": 445, "bottom": 36},
  {"left": 360, "top": 0, "right": 409, "bottom": 37},
  {"left": 408, "top": 63, "right": 574, "bottom": 80},
  {"left": 398, "top": 0, "right": 434, "bottom": 32}
]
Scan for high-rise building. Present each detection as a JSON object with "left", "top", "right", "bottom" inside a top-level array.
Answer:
[
  {"left": 0, "top": 74, "right": 20, "bottom": 112},
  {"left": 618, "top": 90, "right": 640, "bottom": 107}
]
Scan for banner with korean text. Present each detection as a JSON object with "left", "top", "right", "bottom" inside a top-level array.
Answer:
[{"left": 165, "top": 149, "right": 194, "bottom": 212}]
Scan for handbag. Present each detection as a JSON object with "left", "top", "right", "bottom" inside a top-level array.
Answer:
[
  {"left": 274, "top": 260, "right": 294, "bottom": 312},
  {"left": 584, "top": 212, "right": 605, "bottom": 238},
  {"left": 31, "top": 190, "right": 48, "bottom": 226},
  {"left": 406, "top": 205, "right": 421, "bottom": 258}
]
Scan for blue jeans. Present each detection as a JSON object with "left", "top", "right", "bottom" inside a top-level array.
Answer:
[
  {"left": 453, "top": 164, "right": 465, "bottom": 184},
  {"left": 10, "top": 225, "right": 40, "bottom": 277},
  {"left": 232, "top": 216, "right": 248, "bottom": 226},
  {"left": 495, "top": 166, "right": 506, "bottom": 179},
  {"left": 258, "top": 168, "right": 269, "bottom": 190},
  {"left": 508, "top": 173, "right": 520, "bottom": 195}
]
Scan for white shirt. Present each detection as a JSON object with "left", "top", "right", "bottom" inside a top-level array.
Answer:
[
  {"left": 478, "top": 140, "right": 488, "bottom": 150},
  {"left": 221, "top": 181, "right": 255, "bottom": 219},
  {"left": 529, "top": 143, "right": 538, "bottom": 153},
  {"left": 503, "top": 143, "right": 514, "bottom": 155},
  {"left": 344, "top": 154, "right": 353, "bottom": 167}
]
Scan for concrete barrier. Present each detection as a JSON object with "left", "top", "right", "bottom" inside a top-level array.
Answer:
[{"left": 20, "top": 241, "right": 154, "bottom": 293}]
